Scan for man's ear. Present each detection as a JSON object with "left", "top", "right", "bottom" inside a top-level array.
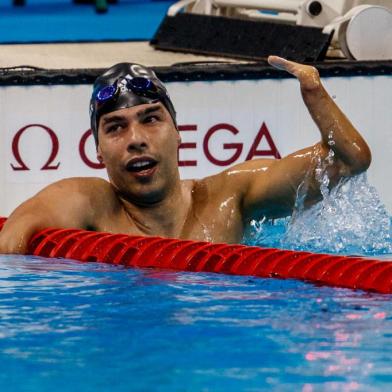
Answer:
[
  {"left": 97, "top": 145, "right": 104, "bottom": 164},
  {"left": 176, "top": 130, "right": 182, "bottom": 147}
]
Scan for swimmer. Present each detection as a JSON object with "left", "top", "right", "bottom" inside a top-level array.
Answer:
[{"left": 0, "top": 56, "right": 371, "bottom": 254}]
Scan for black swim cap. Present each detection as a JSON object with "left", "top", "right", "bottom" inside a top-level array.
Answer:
[{"left": 90, "top": 63, "right": 177, "bottom": 145}]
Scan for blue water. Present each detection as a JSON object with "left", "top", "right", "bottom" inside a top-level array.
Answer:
[{"left": 1, "top": 250, "right": 392, "bottom": 392}]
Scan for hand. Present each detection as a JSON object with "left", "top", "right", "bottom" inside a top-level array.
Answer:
[{"left": 267, "top": 56, "right": 321, "bottom": 93}]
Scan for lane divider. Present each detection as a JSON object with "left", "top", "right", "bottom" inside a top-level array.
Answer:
[{"left": 0, "top": 217, "right": 391, "bottom": 293}]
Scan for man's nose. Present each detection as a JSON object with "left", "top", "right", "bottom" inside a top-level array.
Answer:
[{"left": 126, "top": 124, "right": 148, "bottom": 152}]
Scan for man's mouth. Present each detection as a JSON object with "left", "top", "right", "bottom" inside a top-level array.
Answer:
[{"left": 126, "top": 158, "right": 158, "bottom": 173}]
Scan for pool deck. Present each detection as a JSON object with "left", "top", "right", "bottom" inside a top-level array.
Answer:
[{"left": 0, "top": 41, "right": 241, "bottom": 69}]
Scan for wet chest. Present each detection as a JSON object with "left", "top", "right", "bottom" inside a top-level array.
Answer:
[
  {"left": 94, "top": 194, "right": 244, "bottom": 244},
  {"left": 182, "top": 196, "right": 244, "bottom": 243}
]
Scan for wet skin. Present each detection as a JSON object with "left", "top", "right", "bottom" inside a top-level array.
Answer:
[{"left": 0, "top": 56, "right": 371, "bottom": 254}]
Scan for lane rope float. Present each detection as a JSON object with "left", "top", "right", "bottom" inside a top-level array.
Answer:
[{"left": 0, "top": 217, "right": 391, "bottom": 293}]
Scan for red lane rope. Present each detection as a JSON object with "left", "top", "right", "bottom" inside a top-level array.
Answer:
[{"left": 0, "top": 217, "right": 391, "bottom": 293}]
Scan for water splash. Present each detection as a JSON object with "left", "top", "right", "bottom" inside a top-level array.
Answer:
[
  {"left": 284, "top": 173, "right": 392, "bottom": 255},
  {"left": 285, "top": 129, "right": 392, "bottom": 254},
  {"left": 244, "top": 145, "right": 392, "bottom": 255}
]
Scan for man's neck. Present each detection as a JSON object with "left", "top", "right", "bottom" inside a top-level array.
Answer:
[{"left": 120, "top": 180, "right": 193, "bottom": 238}]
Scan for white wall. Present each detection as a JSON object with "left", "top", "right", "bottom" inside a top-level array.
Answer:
[{"left": 0, "top": 75, "right": 390, "bottom": 215}]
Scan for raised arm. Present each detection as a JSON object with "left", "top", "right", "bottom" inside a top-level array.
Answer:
[
  {"left": 231, "top": 56, "right": 371, "bottom": 220},
  {"left": 0, "top": 178, "right": 106, "bottom": 254},
  {"left": 269, "top": 56, "right": 371, "bottom": 172}
]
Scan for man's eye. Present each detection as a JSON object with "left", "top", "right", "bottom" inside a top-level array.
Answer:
[
  {"left": 106, "top": 124, "right": 122, "bottom": 133},
  {"left": 144, "top": 115, "right": 159, "bottom": 123}
]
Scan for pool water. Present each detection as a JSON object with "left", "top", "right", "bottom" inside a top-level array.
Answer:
[
  {"left": 1, "top": 174, "right": 391, "bottom": 391},
  {"left": 1, "top": 252, "right": 392, "bottom": 392}
]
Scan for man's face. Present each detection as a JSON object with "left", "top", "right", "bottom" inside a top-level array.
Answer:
[{"left": 97, "top": 102, "right": 181, "bottom": 205}]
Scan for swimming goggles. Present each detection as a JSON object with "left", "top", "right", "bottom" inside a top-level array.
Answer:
[{"left": 95, "top": 77, "right": 162, "bottom": 104}]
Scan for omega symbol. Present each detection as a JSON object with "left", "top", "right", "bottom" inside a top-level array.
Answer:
[{"left": 11, "top": 124, "right": 60, "bottom": 171}]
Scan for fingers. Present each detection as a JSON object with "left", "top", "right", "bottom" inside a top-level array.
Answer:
[
  {"left": 268, "top": 55, "right": 321, "bottom": 91},
  {"left": 267, "top": 55, "right": 293, "bottom": 72},
  {"left": 267, "top": 56, "right": 307, "bottom": 76}
]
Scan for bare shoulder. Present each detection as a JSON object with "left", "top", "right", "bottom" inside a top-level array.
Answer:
[
  {"left": 196, "top": 158, "right": 277, "bottom": 195},
  {"left": 37, "top": 177, "right": 112, "bottom": 196},
  {"left": 33, "top": 176, "right": 118, "bottom": 210},
  {"left": 0, "top": 177, "right": 117, "bottom": 253},
  {"left": 43, "top": 176, "right": 110, "bottom": 190}
]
